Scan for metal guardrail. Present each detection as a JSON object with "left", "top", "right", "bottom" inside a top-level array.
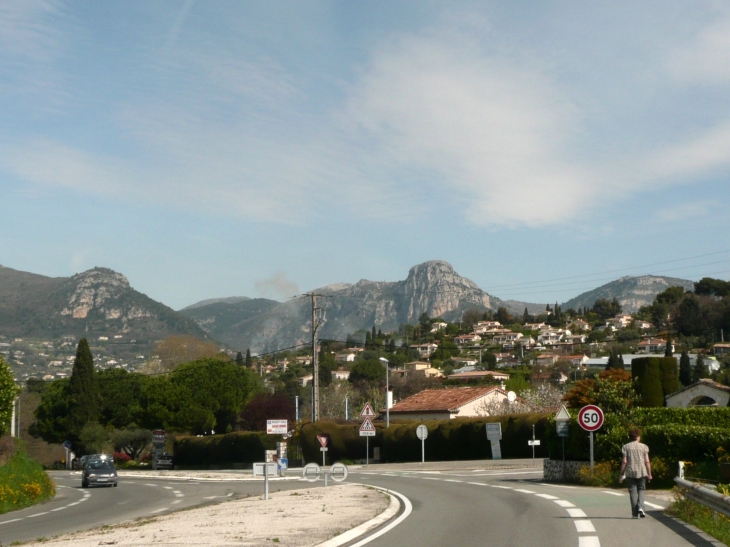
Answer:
[{"left": 674, "top": 477, "right": 730, "bottom": 518}]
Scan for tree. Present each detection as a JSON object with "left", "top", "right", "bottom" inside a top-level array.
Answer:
[
  {"left": 631, "top": 357, "right": 664, "bottom": 407},
  {"left": 693, "top": 353, "right": 707, "bottom": 382},
  {"left": 496, "top": 307, "right": 511, "bottom": 325},
  {"left": 505, "top": 373, "right": 529, "bottom": 394},
  {"left": 695, "top": 277, "right": 730, "bottom": 297},
  {"left": 240, "top": 392, "right": 295, "bottom": 431},
  {"left": 679, "top": 351, "right": 692, "bottom": 386},
  {"left": 606, "top": 348, "right": 624, "bottom": 370},
  {"left": 112, "top": 428, "right": 152, "bottom": 460},
  {"left": 659, "top": 357, "right": 680, "bottom": 397},
  {"left": 348, "top": 360, "right": 386, "bottom": 386},
  {"left": 97, "top": 368, "right": 145, "bottom": 429},
  {"left": 78, "top": 422, "right": 109, "bottom": 454},
  {"left": 523, "top": 308, "right": 530, "bottom": 324},
  {"left": 154, "top": 335, "right": 219, "bottom": 371},
  {"left": 68, "top": 338, "right": 101, "bottom": 441},
  {"left": 665, "top": 335, "right": 673, "bottom": 357},
  {"left": 236, "top": 352, "right": 244, "bottom": 366},
  {"left": 482, "top": 351, "right": 497, "bottom": 371},
  {"left": 245, "top": 348, "right": 253, "bottom": 368},
  {"left": 0, "top": 356, "right": 19, "bottom": 436},
  {"left": 592, "top": 298, "right": 622, "bottom": 321}
]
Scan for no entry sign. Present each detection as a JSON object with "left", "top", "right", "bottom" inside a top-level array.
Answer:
[{"left": 578, "top": 405, "right": 604, "bottom": 432}]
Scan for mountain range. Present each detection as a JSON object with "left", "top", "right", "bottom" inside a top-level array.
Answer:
[{"left": 0, "top": 261, "right": 700, "bottom": 355}]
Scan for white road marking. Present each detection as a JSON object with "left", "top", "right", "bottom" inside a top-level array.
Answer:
[
  {"left": 67, "top": 502, "right": 80, "bottom": 506},
  {"left": 151, "top": 508, "right": 168, "bottom": 514},
  {"left": 579, "top": 537, "right": 600, "bottom": 547},
  {"left": 602, "top": 491, "right": 623, "bottom": 496},
  {"left": 645, "top": 502, "right": 664, "bottom": 509},
  {"left": 227, "top": 493, "right": 233, "bottom": 497},
  {"left": 535, "top": 494, "right": 559, "bottom": 500},
  {"left": 469, "top": 471, "right": 543, "bottom": 476},
  {"left": 144, "top": 483, "right": 157, "bottom": 487},
  {"left": 163, "top": 486, "right": 173, "bottom": 490},
  {"left": 347, "top": 488, "right": 412, "bottom": 547},
  {"left": 0, "top": 518, "right": 23, "bottom": 525},
  {"left": 567, "top": 508, "right": 588, "bottom": 518},
  {"left": 51, "top": 507, "right": 67, "bottom": 512},
  {"left": 421, "top": 477, "right": 441, "bottom": 481},
  {"left": 467, "top": 482, "right": 488, "bottom": 486},
  {"left": 382, "top": 473, "right": 398, "bottom": 476},
  {"left": 574, "top": 520, "right": 596, "bottom": 533},
  {"left": 514, "top": 489, "right": 535, "bottom": 494},
  {"left": 175, "top": 493, "right": 184, "bottom": 497},
  {"left": 173, "top": 490, "right": 182, "bottom": 494},
  {"left": 539, "top": 483, "right": 576, "bottom": 489},
  {"left": 443, "top": 479, "right": 463, "bottom": 483},
  {"left": 27, "top": 512, "right": 49, "bottom": 518},
  {"left": 492, "top": 485, "right": 513, "bottom": 490},
  {"left": 554, "top": 500, "right": 575, "bottom": 507},
  {"left": 172, "top": 500, "right": 182, "bottom": 504}
]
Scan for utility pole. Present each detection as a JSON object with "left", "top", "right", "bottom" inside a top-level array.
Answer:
[{"left": 305, "top": 293, "right": 326, "bottom": 422}]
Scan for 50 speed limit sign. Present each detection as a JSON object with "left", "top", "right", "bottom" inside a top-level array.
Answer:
[{"left": 578, "top": 405, "right": 604, "bottom": 432}]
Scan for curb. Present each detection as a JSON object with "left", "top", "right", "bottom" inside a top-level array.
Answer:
[
  {"left": 118, "top": 472, "right": 300, "bottom": 482},
  {"left": 315, "top": 484, "right": 411, "bottom": 547}
]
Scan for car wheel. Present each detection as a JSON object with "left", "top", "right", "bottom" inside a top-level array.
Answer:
[
  {"left": 113, "top": 483, "right": 118, "bottom": 487},
  {"left": 82, "top": 480, "right": 88, "bottom": 488}
]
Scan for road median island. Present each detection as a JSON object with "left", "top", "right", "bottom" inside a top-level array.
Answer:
[{"left": 18, "top": 484, "right": 392, "bottom": 547}]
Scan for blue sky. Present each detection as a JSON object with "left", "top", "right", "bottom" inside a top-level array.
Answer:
[{"left": 1, "top": 1, "right": 730, "bottom": 310}]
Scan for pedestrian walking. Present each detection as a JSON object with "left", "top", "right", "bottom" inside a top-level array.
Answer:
[{"left": 618, "top": 427, "right": 652, "bottom": 519}]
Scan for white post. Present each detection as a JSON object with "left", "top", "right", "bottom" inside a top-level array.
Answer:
[
  {"left": 10, "top": 397, "right": 16, "bottom": 437},
  {"left": 532, "top": 424, "right": 535, "bottom": 464},
  {"left": 322, "top": 448, "right": 325, "bottom": 467},
  {"left": 589, "top": 432, "right": 594, "bottom": 471},
  {"left": 295, "top": 395, "right": 299, "bottom": 422},
  {"left": 366, "top": 436, "right": 369, "bottom": 466},
  {"left": 264, "top": 463, "right": 269, "bottom": 500},
  {"left": 421, "top": 437, "right": 425, "bottom": 464}
]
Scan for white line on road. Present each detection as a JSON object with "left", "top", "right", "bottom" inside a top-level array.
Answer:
[
  {"left": 602, "top": 491, "right": 623, "bottom": 496},
  {"left": 347, "top": 488, "right": 413, "bottom": 547},
  {"left": 163, "top": 486, "right": 173, "bottom": 490},
  {"left": 567, "top": 508, "right": 588, "bottom": 518},
  {"left": 574, "top": 520, "right": 596, "bottom": 533},
  {"left": 579, "top": 537, "right": 600, "bottom": 547},
  {"left": 382, "top": 474, "right": 398, "bottom": 476},
  {"left": 467, "top": 482, "right": 488, "bottom": 486},
  {"left": 535, "top": 494, "right": 559, "bottom": 500},
  {"left": 514, "top": 489, "right": 535, "bottom": 494},
  {"left": 645, "top": 502, "right": 664, "bottom": 509},
  {"left": 144, "top": 483, "right": 157, "bottom": 487},
  {"left": 554, "top": 500, "right": 575, "bottom": 507},
  {"left": 172, "top": 500, "right": 182, "bottom": 504},
  {"left": 27, "top": 512, "right": 49, "bottom": 518},
  {"left": 0, "top": 518, "right": 23, "bottom": 525},
  {"left": 443, "top": 479, "right": 463, "bottom": 483},
  {"left": 51, "top": 507, "right": 68, "bottom": 511},
  {"left": 492, "top": 485, "right": 513, "bottom": 490},
  {"left": 67, "top": 502, "right": 80, "bottom": 506},
  {"left": 469, "top": 471, "right": 542, "bottom": 477},
  {"left": 151, "top": 508, "right": 168, "bottom": 514},
  {"left": 539, "top": 483, "right": 576, "bottom": 489},
  {"left": 421, "top": 477, "right": 441, "bottom": 481}
]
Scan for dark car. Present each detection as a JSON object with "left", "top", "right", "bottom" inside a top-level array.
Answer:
[
  {"left": 82, "top": 458, "right": 118, "bottom": 488},
  {"left": 155, "top": 453, "right": 174, "bottom": 470}
]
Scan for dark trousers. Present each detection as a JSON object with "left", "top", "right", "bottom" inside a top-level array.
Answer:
[{"left": 626, "top": 477, "right": 646, "bottom": 515}]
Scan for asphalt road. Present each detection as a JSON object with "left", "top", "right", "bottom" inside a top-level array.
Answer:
[
  {"left": 0, "top": 471, "right": 308, "bottom": 545},
  {"left": 0, "top": 463, "right": 720, "bottom": 547}
]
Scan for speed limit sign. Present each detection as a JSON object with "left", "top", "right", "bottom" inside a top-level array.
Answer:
[{"left": 578, "top": 405, "right": 604, "bottom": 432}]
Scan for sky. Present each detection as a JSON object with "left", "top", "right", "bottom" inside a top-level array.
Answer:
[{"left": 1, "top": 1, "right": 730, "bottom": 310}]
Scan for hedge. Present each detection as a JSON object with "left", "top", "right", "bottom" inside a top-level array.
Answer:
[
  {"left": 173, "top": 431, "right": 277, "bottom": 466},
  {"left": 632, "top": 358, "right": 664, "bottom": 407},
  {"left": 659, "top": 357, "right": 681, "bottom": 398},
  {"left": 300, "top": 414, "right": 551, "bottom": 463}
]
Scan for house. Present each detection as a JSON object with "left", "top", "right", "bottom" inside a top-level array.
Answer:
[
  {"left": 571, "top": 319, "right": 591, "bottom": 332},
  {"left": 665, "top": 379, "right": 730, "bottom": 408},
  {"left": 537, "top": 331, "right": 564, "bottom": 345},
  {"left": 714, "top": 343, "right": 730, "bottom": 356},
  {"left": 637, "top": 338, "right": 674, "bottom": 354},
  {"left": 447, "top": 370, "right": 510, "bottom": 382},
  {"left": 454, "top": 334, "right": 481, "bottom": 345},
  {"left": 607, "top": 314, "right": 633, "bottom": 329},
  {"left": 524, "top": 322, "right": 546, "bottom": 331},
  {"left": 403, "top": 361, "right": 443, "bottom": 378},
  {"left": 564, "top": 335, "right": 587, "bottom": 344},
  {"left": 335, "top": 353, "right": 356, "bottom": 363},
  {"left": 387, "top": 386, "right": 510, "bottom": 420},
  {"left": 333, "top": 368, "right": 351, "bottom": 381},
  {"left": 409, "top": 343, "right": 439, "bottom": 358},
  {"left": 536, "top": 353, "right": 560, "bottom": 366},
  {"left": 430, "top": 321, "right": 448, "bottom": 333},
  {"left": 560, "top": 355, "right": 589, "bottom": 367},
  {"left": 296, "top": 356, "right": 312, "bottom": 365},
  {"left": 452, "top": 357, "right": 479, "bottom": 367},
  {"left": 517, "top": 336, "right": 537, "bottom": 349},
  {"left": 635, "top": 320, "right": 653, "bottom": 330}
]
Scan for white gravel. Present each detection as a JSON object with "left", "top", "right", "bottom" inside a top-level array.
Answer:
[{"left": 21, "top": 484, "right": 390, "bottom": 547}]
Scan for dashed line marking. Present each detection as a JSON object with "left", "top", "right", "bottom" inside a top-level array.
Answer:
[
  {"left": 535, "top": 494, "right": 559, "bottom": 500},
  {"left": 144, "top": 483, "right": 157, "bottom": 487},
  {"left": 602, "top": 491, "right": 623, "bottom": 496},
  {"left": 421, "top": 477, "right": 441, "bottom": 481},
  {"left": 51, "top": 507, "right": 67, "bottom": 512},
  {"left": 554, "top": 500, "right": 575, "bottom": 508},
  {"left": 467, "top": 482, "right": 488, "bottom": 486},
  {"left": 578, "top": 537, "right": 600, "bottom": 547},
  {"left": 163, "top": 486, "right": 173, "bottom": 490},
  {"left": 645, "top": 502, "right": 664, "bottom": 509},
  {"left": 27, "top": 512, "right": 49, "bottom": 518},
  {"left": 567, "top": 508, "right": 588, "bottom": 518},
  {"left": 151, "top": 508, "right": 168, "bottom": 514},
  {"left": 172, "top": 500, "right": 182, "bottom": 505},
  {"left": 574, "top": 520, "right": 596, "bottom": 533},
  {"left": 492, "top": 485, "right": 513, "bottom": 490},
  {"left": 514, "top": 489, "right": 535, "bottom": 494},
  {"left": 539, "top": 483, "right": 576, "bottom": 489},
  {"left": 0, "top": 518, "right": 23, "bottom": 525},
  {"left": 67, "top": 502, "right": 80, "bottom": 506},
  {"left": 443, "top": 479, "right": 463, "bottom": 483}
]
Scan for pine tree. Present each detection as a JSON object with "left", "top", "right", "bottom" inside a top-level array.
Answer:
[
  {"left": 236, "top": 352, "right": 244, "bottom": 366},
  {"left": 523, "top": 308, "right": 529, "bottom": 324},
  {"left": 372, "top": 325, "right": 376, "bottom": 340},
  {"left": 67, "top": 338, "right": 100, "bottom": 441},
  {"left": 679, "top": 351, "right": 692, "bottom": 386},
  {"left": 693, "top": 353, "right": 707, "bottom": 382},
  {"left": 606, "top": 348, "right": 625, "bottom": 370},
  {"left": 245, "top": 348, "right": 252, "bottom": 368},
  {"left": 665, "top": 335, "right": 673, "bottom": 357}
]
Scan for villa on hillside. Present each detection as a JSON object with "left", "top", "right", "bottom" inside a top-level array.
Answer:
[{"left": 387, "top": 386, "right": 510, "bottom": 420}]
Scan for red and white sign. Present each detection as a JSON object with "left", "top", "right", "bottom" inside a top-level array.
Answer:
[
  {"left": 317, "top": 434, "right": 329, "bottom": 448},
  {"left": 360, "top": 402, "right": 376, "bottom": 418},
  {"left": 266, "top": 420, "right": 288, "bottom": 435},
  {"left": 578, "top": 405, "right": 604, "bottom": 432},
  {"left": 359, "top": 417, "right": 376, "bottom": 437}
]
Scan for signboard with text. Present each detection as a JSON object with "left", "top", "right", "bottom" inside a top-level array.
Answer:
[{"left": 267, "top": 420, "right": 288, "bottom": 435}]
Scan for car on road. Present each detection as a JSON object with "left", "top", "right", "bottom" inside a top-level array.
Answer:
[
  {"left": 82, "top": 458, "right": 118, "bottom": 488},
  {"left": 155, "top": 453, "right": 175, "bottom": 470}
]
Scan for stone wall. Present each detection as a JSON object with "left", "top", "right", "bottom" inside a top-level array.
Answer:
[{"left": 543, "top": 459, "right": 587, "bottom": 481}]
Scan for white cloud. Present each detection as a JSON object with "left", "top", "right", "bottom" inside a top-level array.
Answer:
[
  {"left": 666, "top": 13, "right": 730, "bottom": 84},
  {"left": 653, "top": 201, "right": 711, "bottom": 223},
  {"left": 254, "top": 272, "right": 299, "bottom": 300}
]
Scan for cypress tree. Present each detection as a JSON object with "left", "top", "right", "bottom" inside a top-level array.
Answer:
[
  {"left": 606, "top": 348, "right": 624, "bottom": 370},
  {"left": 67, "top": 338, "right": 100, "bottom": 440},
  {"left": 523, "top": 308, "right": 529, "bottom": 324},
  {"left": 679, "top": 351, "right": 692, "bottom": 386},
  {"left": 665, "top": 336, "right": 673, "bottom": 357},
  {"left": 236, "top": 352, "right": 244, "bottom": 366},
  {"left": 245, "top": 348, "right": 252, "bottom": 368},
  {"left": 693, "top": 353, "right": 707, "bottom": 382},
  {"left": 631, "top": 357, "right": 664, "bottom": 407}
]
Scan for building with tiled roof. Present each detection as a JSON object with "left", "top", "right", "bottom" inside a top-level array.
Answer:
[
  {"left": 388, "top": 386, "right": 509, "bottom": 420},
  {"left": 665, "top": 378, "right": 730, "bottom": 408}
]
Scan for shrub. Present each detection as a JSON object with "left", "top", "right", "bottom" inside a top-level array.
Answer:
[
  {"left": 113, "top": 451, "right": 131, "bottom": 463},
  {"left": 174, "top": 431, "right": 277, "bottom": 467},
  {"left": 632, "top": 358, "right": 664, "bottom": 407},
  {"left": 577, "top": 461, "right": 617, "bottom": 487},
  {"left": 0, "top": 442, "right": 56, "bottom": 514}
]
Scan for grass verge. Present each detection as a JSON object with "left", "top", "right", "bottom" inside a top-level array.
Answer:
[
  {"left": 668, "top": 488, "right": 730, "bottom": 545},
  {"left": 0, "top": 445, "right": 56, "bottom": 514}
]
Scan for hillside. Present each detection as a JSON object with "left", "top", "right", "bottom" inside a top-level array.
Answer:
[
  {"left": 179, "top": 298, "right": 281, "bottom": 344},
  {"left": 561, "top": 275, "right": 695, "bottom": 313}
]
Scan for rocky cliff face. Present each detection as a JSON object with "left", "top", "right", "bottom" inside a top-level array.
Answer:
[
  {"left": 561, "top": 275, "right": 695, "bottom": 313},
  {"left": 187, "top": 260, "right": 504, "bottom": 353}
]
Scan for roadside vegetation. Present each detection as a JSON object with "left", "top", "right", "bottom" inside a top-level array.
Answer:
[
  {"left": 0, "top": 438, "right": 56, "bottom": 514},
  {"left": 668, "top": 487, "right": 730, "bottom": 545}
]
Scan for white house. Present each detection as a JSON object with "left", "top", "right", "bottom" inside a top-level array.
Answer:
[
  {"left": 335, "top": 353, "right": 356, "bottom": 363},
  {"left": 409, "top": 343, "right": 439, "bottom": 358},
  {"left": 665, "top": 379, "right": 730, "bottom": 408},
  {"left": 637, "top": 338, "right": 674, "bottom": 354},
  {"left": 454, "top": 334, "right": 482, "bottom": 345},
  {"left": 430, "top": 321, "right": 448, "bottom": 333},
  {"left": 388, "top": 387, "right": 510, "bottom": 420}
]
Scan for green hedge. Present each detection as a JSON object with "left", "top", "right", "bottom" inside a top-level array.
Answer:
[
  {"left": 632, "top": 358, "right": 664, "bottom": 407},
  {"left": 626, "top": 407, "right": 730, "bottom": 428},
  {"left": 173, "top": 431, "right": 277, "bottom": 466},
  {"left": 300, "top": 414, "right": 551, "bottom": 463},
  {"left": 659, "top": 357, "right": 681, "bottom": 398}
]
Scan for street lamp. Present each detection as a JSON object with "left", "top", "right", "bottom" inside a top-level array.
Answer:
[{"left": 379, "top": 357, "right": 390, "bottom": 428}]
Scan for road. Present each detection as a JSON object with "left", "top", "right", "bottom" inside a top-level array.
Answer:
[{"left": 0, "top": 462, "right": 718, "bottom": 547}]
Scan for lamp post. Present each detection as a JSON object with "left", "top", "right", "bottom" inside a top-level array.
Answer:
[{"left": 379, "top": 357, "right": 390, "bottom": 428}]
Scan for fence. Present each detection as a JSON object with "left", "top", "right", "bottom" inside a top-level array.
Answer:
[{"left": 674, "top": 477, "right": 730, "bottom": 519}]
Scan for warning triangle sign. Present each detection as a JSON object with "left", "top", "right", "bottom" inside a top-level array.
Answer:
[
  {"left": 555, "top": 405, "right": 571, "bottom": 421},
  {"left": 359, "top": 417, "right": 376, "bottom": 432},
  {"left": 360, "top": 402, "right": 376, "bottom": 418},
  {"left": 317, "top": 435, "right": 329, "bottom": 447}
]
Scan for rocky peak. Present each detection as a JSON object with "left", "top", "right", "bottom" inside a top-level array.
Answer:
[
  {"left": 404, "top": 260, "right": 480, "bottom": 291},
  {"left": 71, "top": 267, "right": 130, "bottom": 289}
]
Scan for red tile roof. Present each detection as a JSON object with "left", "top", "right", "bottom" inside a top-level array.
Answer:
[{"left": 389, "top": 387, "right": 504, "bottom": 413}]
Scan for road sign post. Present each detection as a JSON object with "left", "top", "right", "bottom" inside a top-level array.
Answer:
[
  {"left": 416, "top": 425, "right": 428, "bottom": 464},
  {"left": 267, "top": 420, "right": 288, "bottom": 435},
  {"left": 317, "top": 434, "right": 329, "bottom": 466},
  {"left": 578, "top": 405, "right": 604, "bottom": 471},
  {"left": 555, "top": 405, "right": 571, "bottom": 478},
  {"left": 359, "top": 417, "right": 376, "bottom": 465}
]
